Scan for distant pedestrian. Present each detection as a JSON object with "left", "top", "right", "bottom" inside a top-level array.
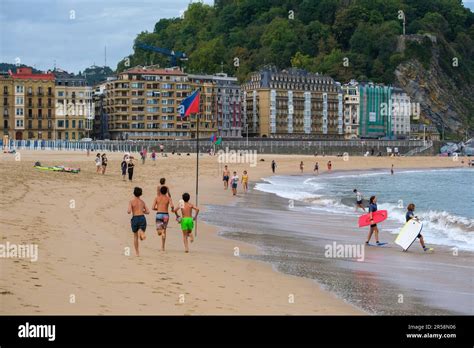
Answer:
[
  {"left": 314, "top": 162, "right": 319, "bottom": 175},
  {"left": 121, "top": 157, "right": 127, "bottom": 181},
  {"left": 151, "top": 150, "right": 156, "bottom": 165},
  {"left": 101, "top": 154, "right": 108, "bottom": 175},
  {"left": 160, "top": 144, "right": 164, "bottom": 156},
  {"left": 300, "top": 161, "right": 304, "bottom": 173},
  {"left": 128, "top": 158, "right": 135, "bottom": 181},
  {"left": 95, "top": 153, "right": 102, "bottom": 174},
  {"left": 391, "top": 164, "right": 394, "bottom": 175},
  {"left": 271, "top": 160, "right": 276, "bottom": 173},
  {"left": 327, "top": 161, "right": 332, "bottom": 172}
]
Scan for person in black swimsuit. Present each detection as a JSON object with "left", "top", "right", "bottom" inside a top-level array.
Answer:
[{"left": 127, "top": 158, "right": 135, "bottom": 181}]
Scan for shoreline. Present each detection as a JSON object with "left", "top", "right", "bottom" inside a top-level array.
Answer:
[{"left": 0, "top": 151, "right": 467, "bottom": 315}]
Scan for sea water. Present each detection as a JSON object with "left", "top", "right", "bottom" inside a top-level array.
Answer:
[{"left": 255, "top": 168, "right": 474, "bottom": 251}]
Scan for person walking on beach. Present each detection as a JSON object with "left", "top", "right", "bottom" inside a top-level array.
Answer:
[
  {"left": 223, "top": 165, "right": 230, "bottom": 190},
  {"left": 231, "top": 171, "right": 239, "bottom": 196},
  {"left": 101, "top": 154, "right": 108, "bottom": 175},
  {"left": 127, "top": 158, "right": 135, "bottom": 182},
  {"left": 152, "top": 186, "right": 175, "bottom": 252},
  {"left": 173, "top": 193, "right": 200, "bottom": 253},
  {"left": 353, "top": 189, "right": 366, "bottom": 212},
  {"left": 121, "top": 157, "right": 127, "bottom": 181},
  {"left": 95, "top": 153, "right": 102, "bottom": 174},
  {"left": 271, "top": 160, "right": 276, "bottom": 173},
  {"left": 327, "top": 161, "right": 332, "bottom": 172},
  {"left": 391, "top": 164, "right": 394, "bottom": 175},
  {"left": 241, "top": 170, "right": 249, "bottom": 192},
  {"left": 151, "top": 150, "right": 156, "bottom": 165},
  {"left": 366, "top": 196, "right": 382, "bottom": 246},
  {"left": 314, "top": 162, "right": 319, "bottom": 175},
  {"left": 127, "top": 187, "right": 150, "bottom": 257},
  {"left": 406, "top": 203, "right": 431, "bottom": 252},
  {"left": 160, "top": 144, "right": 164, "bottom": 156},
  {"left": 300, "top": 161, "right": 304, "bottom": 173},
  {"left": 157, "top": 177, "right": 171, "bottom": 197}
]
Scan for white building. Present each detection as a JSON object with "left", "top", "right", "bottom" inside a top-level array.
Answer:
[
  {"left": 391, "top": 87, "right": 411, "bottom": 138},
  {"left": 341, "top": 80, "right": 359, "bottom": 139}
]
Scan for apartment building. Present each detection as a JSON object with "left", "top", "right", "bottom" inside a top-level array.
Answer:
[
  {"left": 54, "top": 69, "right": 94, "bottom": 140},
  {"left": 0, "top": 72, "right": 13, "bottom": 136},
  {"left": 341, "top": 80, "right": 359, "bottom": 139},
  {"left": 241, "top": 66, "right": 344, "bottom": 138},
  {"left": 92, "top": 80, "right": 111, "bottom": 140},
  {"left": 105, "top": 66, "right": 193, "bottom": 140},
  {"left": 391, "top": 87, "right": 411, "bottom": 138},
  {"left": 187, "top": 74, "right": 217, "bottom": 139},
  {"left": 6, "top": 67, "right": 56, "bottom": 140}
]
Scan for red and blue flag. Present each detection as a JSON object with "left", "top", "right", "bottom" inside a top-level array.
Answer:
[{"left": 178, "top": 89, "right": 200, "bottom": 118}]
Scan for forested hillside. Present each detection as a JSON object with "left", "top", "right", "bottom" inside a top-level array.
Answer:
[{"left": 118, "top": 0, "right": 474, "bottom": 137}]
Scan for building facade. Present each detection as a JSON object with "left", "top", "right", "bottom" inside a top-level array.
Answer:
[
  {"left": 6, "top": 67, "right": 56, "bottom": 140},
  {"left": 1, "top": 72, "right": 14, "bottom": 136},
  {"left": 341, "top": 80, "right": 359, "bottom": 139},
  {"left": 92, "top": 81, "right": 111, "bottom": 140},
  {"left": 241, "top": 66, "right": 344, "bottom": 138},
  {"left": 104, "top": 66, "right": 193, "bottom": 140},
  {"left": 391, "top": 87, "right": 411, "bottom": 138},
  {"left": 214, "top": 73, "right": 241, "bottom": 138},
  {"left": 54, "top": 69, "right": 94, "bottom": 140},
  {"left": 358, "top": 83, "right": 392, "bottom": 139}
]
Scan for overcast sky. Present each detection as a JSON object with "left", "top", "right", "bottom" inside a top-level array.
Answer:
[{"left": 0, "top": 0, "right": 472, "bottom": 74}]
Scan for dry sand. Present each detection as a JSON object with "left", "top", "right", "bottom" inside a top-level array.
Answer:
[{"left": 0, "top": 149, "right": 465, "bottom": 314}]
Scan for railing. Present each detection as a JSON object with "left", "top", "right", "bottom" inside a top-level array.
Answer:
[{"left": 1, "top": 138, "right": 430, "bottom": 155}]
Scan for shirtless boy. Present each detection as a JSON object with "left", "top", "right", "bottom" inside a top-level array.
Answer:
[
  {"left": 127, "top": 187, "right": 150, "bottom": 256},
  {"left": 152, "top": 186, "right": 175, "bottom": 251},
  {"left": 157, "top": 177, "right": 171, "bottom": 197},
  {"left": 173, "top": 193, "right": 200, "bottom": 253}
]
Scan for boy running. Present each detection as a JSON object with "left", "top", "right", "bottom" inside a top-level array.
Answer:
[
  {"left": 127, "top": 187, "right": 150, "bottom": 256},
  {"left": 157, "top": 177, "right": 171, "bottom": 197},
  {"left": 173, "top": 193, "right": 200, "bottom": 253},
  {"left": 152, "top": 186, "right": 175, "bottom": 251},
  {"left": 353, "top": 189, "right": 366, "bottom": 212}
]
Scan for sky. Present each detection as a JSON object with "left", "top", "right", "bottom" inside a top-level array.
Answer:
[
  {"left": 0, "top": 0, "right": 213, "bottom": 74},
  {"left": 0, "top": 0, "right": 473, "bottom": 74}
]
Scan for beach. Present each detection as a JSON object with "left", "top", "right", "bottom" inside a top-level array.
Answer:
[{"left": 0, "top": 150, "right": 469, "bottom": 315}]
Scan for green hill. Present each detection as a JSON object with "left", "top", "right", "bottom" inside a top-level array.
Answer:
[{"left": 120, "top": 0, "right": 473, "bottom": 137}]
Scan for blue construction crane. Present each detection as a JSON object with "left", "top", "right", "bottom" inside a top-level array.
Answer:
[{"left": 136, "top": 42, "right": 188, "bottom": 67}]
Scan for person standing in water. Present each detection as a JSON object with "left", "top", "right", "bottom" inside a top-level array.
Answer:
[
  {"left": 391, "top": 164, "right": 394, "bottom": 175},
  {"left": 366, "top": 196, "right": 383, "bottom": 246},
  {"left": 300, "top": 161, "right": 304, "bottom": 173},
  {"left": 271, "top": 160, "right": 276, "bottom": 173},
  {"left": 406, "top": 203, "right": 431, "bottom": 252},
  {"left": 327, "top": 161, "right": 332, "bottom": 172},
  {"left": 241, "top": 170, "right": 249, "bottom": 192},
  {"left": 353, "top": 189, "right": 366, "bottom": 212},
  {"left": 127, "top": 187, "right": 150, "bottom": 256},
  {"left": 314, "top": 162, "right": 319, "bottom": 175}
]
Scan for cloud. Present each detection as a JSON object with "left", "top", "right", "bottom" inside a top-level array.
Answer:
[{"left": 0, "top": 0, "right": 213, "bottom": 73}]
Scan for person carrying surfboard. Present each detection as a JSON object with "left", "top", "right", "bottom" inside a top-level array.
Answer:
[
  {"left": 406, "top": 204, "right": 431, "bottom": 252},
  {"left": 366, "top": 196, "right": 383, "bottom": 246}
]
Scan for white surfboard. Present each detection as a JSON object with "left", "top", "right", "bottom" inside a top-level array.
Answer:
[{"left": 395, "top": 219, "right": 423, "bottom": 251}]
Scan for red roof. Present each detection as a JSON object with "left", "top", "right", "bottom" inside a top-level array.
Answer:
[
  {"left": 121, "top": 67, "right": 186, "bottom": 76},
  {"left": 9, "top": 67, "right": 55, "bottom": 80}
]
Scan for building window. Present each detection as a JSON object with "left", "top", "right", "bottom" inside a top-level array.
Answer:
[
  {"left": 15, "top": 108, "right": 24, "bottom": 116},
  {"left": 16, "top": 85, "right": 24, "bottom": 93}
]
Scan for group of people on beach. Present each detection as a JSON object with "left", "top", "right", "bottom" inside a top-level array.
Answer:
[
  {"left": 222, "top": 165, "right": 249, "bottom": 195},
  {"left": 94, "top": 153, "right": 108, "bottom": 175},
  {"left": 127, "top": 177, "right": 200, "bottom": 256},
  {"left": 353, "top": 189, "right": 430, "bottom": 251}
]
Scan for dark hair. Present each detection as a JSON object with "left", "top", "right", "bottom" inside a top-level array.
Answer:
[
  {"left": 160, "top": 178, "right": 166, "bottom": 185},
  {"left": 160, "top": 186, "right": 168, "bottom": 195},
  {"left": 407, "top": 203, "right": 415, "bottom": 211},
  {"left": 133, "top": 187, "right": 142, "bottom": 197},
  {"left": 369, "top": 196, "right": 376, "bottom": 204},
  {"left": 353, "top": 189, "right": 357, "bottom": 193},
  {"left": 182, "top": 192, "right": 190, "bottom": 202},
  {"left": 96, "top": 153, "right": 100, "bottom": 156}
]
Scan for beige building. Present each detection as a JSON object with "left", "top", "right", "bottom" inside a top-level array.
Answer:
[
  {"left": 54, "top": 69, "right": 94, "bottom": 140},
  {"left": 105, "top": 66, "right": 195, "bottom": 140},
  {"left": 4, "top": 67, "right": 56, "bottom": 140},
  {"left": 242, "top": 66, "right": 344, "bottom": 138}
]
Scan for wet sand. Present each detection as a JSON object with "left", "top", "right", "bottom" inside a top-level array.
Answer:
[{"left": 204, "top": 187, "right": 474, "bottom": 315}]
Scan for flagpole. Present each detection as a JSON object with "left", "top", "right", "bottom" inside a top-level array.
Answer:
[{"left": 195, "top": 112, "right": 199, "bottom": 237}]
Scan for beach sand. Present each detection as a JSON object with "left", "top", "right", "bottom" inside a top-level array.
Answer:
[{"left": 0, "top": 150, "right": 466, "bottom": 314}]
